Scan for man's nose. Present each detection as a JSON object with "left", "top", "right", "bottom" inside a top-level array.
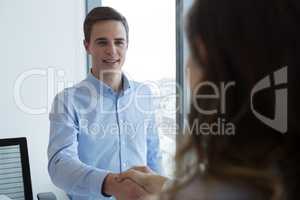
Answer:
[{"left": 105, "top": 43, "right": 117, "bottom": 56}]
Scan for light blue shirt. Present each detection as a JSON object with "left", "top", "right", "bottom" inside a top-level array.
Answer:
[{"left": 48, "top": 73, "right": 161, "bottom": 200}]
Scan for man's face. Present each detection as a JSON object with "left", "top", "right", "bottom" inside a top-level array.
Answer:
[{"left": 85, "top": 20, "right": 128, "bottom": 75}]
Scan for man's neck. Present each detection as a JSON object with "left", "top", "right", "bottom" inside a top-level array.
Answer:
[{"left": 91, "top": 68, "right": 123, "bottom": 92}]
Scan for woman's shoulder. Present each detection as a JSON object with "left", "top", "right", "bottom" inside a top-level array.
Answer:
[{"left": 160, "top": 174, "right": 268, "bottom": 200}]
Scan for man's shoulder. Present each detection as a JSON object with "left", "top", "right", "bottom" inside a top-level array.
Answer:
[
  {"left": 53, "top": 79, "right": 89, "bottom": 101},
  {"left": 129, "top": 80, "right": 153, "bottom": 94},
  {"left": 58, "top": 78, "right": 91, "bottom": 94}
]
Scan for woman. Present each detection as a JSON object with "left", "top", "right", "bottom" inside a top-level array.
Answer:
[{"left": 118, "top": 0, "right": 300, "bottom": 199}]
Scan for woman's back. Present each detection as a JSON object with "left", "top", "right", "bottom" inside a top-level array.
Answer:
[{"left": 162, "top": 173, "right": 269, "bottom": 200}]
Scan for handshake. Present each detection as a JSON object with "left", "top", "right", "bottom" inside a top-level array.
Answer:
[{"left": 102, "top": 166, "right": 168, "bottom": 200}]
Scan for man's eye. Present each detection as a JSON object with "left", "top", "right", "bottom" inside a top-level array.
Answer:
[
  {"left": 97, "top": 41, "right": 107, "bottom": 46},
  {"left": 115, "top": 41, "right": 125, "bottom": 46}
]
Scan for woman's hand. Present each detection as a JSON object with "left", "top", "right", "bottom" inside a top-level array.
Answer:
[{"left": 116, "top": 166, "right": 168, "bottom": 194}]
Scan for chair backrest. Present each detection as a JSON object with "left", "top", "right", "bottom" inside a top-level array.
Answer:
[{"left": 0, "top": 137, "right": 33, "bottom": 200}]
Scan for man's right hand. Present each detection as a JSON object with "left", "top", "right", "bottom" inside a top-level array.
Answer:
[
  {"left": 103, "top": 173, "right": 148, "bottom": 200},
  {"left": 115, "top": 168, "right": 168, "bottom": 194}
]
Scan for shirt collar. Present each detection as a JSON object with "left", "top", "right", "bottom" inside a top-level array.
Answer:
[{"left": 86, "top": 71, "right": 132, "bottom": 96}]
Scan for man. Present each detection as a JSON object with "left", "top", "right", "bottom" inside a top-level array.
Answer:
[{"left": 48, "top": 7, "right": 161, "bottom": 200}]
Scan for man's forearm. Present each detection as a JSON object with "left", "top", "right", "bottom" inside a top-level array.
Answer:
[{"left": 48, "top": 152, "right": 110, "bottom": 198}]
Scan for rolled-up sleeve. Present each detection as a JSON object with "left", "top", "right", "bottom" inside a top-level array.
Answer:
[{"left": 47, "top": 91, "right": 110, "bottom": 199}]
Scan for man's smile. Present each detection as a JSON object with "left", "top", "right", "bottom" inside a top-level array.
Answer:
[{"left": 103, "top": 58, "right": 120, "bottom": 64}]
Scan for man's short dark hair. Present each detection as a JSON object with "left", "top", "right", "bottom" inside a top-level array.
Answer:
[{"left": 84, "top": 7, "right": 129, "bottom": 43}]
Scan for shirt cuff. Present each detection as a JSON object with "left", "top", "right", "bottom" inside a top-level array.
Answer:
[{"left": 89, "top": 169, "right": 112, "bottom": 199}]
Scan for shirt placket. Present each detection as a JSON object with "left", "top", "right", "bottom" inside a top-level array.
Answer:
[{"left": 116, "top": 95, "right": 127, "bottom": 172}]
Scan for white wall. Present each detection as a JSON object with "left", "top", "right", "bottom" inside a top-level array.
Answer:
[{"left": 0, "top": 0, "right": 86, "bottom": 199}]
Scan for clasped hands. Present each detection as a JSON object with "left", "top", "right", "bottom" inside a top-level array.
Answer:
[{"left": 103, "top": 166, "right": 167, "bottom": 200}]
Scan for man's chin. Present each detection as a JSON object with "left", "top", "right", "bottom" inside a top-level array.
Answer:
[
  {"left": 106, "top": 65, "right": 122, "bottom": 71},
  {"left": 97, "top": 66, "right": 122, "bottom": 74}
]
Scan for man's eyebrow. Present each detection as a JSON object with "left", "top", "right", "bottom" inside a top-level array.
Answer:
[
  {"left": 94, "top": 37, "right": 107, "bottom": 42},
  {"left": 115, "top": 38, "right": 125, "bottom": 41},
  {"left": 94, "top": 38, "right": 126, "bottom": 42}
]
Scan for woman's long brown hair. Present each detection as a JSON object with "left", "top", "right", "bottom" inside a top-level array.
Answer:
[{"left": 165, "top": 0, "right": 300, "bottom": 199}]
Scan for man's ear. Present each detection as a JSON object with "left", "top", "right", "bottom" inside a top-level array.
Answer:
[
  {"left": 195, "top": 36, "right": 208, "bottom": 66},
  {"left": 83, "top": 40, "right": 90, "bottom": 54}
]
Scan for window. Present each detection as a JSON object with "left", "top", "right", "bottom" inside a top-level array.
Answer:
[{"left": 101, "top": 0, "right": 176, "bottom": 177}]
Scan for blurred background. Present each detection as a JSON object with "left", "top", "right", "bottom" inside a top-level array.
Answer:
[{"left": 0, "top": 0, "right": 192, "bottom": 199}]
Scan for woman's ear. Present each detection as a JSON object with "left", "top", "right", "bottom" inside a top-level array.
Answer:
[{"left": 195, "top": 36, "right": 208, "bottom": 66}]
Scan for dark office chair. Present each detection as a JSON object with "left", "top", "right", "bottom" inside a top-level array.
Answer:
[{"left": 0, "top": 137, "right": 57, "bottom": 200}]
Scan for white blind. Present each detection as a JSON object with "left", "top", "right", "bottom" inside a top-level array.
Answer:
[{"left": 0, "top": 145, "right": 25, "bottom": 200}]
